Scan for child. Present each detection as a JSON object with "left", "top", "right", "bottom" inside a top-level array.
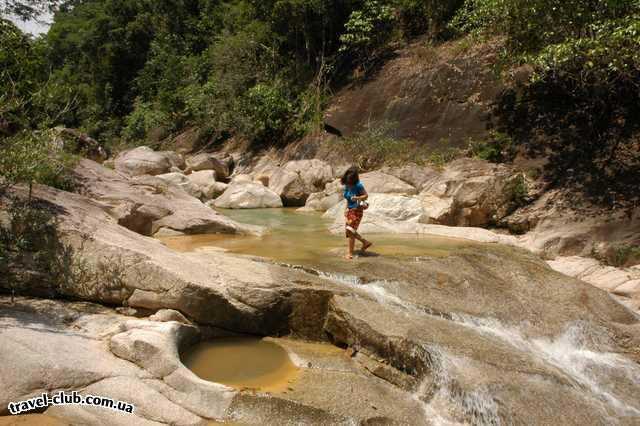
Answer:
[{"left": 341, "top": 166, "right": 372, "bottom": 259}]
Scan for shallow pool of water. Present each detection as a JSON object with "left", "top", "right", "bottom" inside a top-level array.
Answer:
[
  {"left": 182, "top": 337, "right": 299, "bottom": 392},
  {"left": 161, "top": 208, "right": 476, "bottom": 265}
]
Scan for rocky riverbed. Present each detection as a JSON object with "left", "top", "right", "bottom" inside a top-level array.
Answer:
[{"left": 1, "top": 146, "right": 639, "bottom": 425}]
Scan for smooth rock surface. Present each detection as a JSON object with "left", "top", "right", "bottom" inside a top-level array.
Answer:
[
  {"left": 73, "top": 159, "right": 255, "bottom": 236},
  {"left": 268, "top": 159, "right": 334, "bottom": 206},
  {"left": 186, "top": 170, "right": 227, "bottom": 200},
  {"left": 185, "top": 153, "right": 230, "bottom": 179},
  {"left": 114, "top": 146, "right": 174, "bottom": 177},
  {"left": 360, "top": 171, "right": 417, "bottom": 195},
  {"left": 214, "top": 182, "right": 283, "bottom": 209},
  {"left": 547, "top": 256, "right": 640, "bottom": 311},
  {"left": 156, "top": 172, "right": 202, "bottom": 199}
]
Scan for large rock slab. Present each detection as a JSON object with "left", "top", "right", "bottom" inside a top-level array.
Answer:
[
  {"left": 508, "top": 190, "right": 640, "bottom": 260},
  {"left": 0, "top": 297, "right": 231, "bottom": 425},
  {"left": 419, "top": 158, "right": 527, "bottom": 227},
  {"left": 268, "top": 159, "right": 334, "bottom": 206},
  {"left": 322, "top": 193, "right": 520, "bottom": 246},
  {"left": 186, "top": 170, "right": 227, "bottom": 200},
  {"left": 156, "top": 172, "right": 202, "bottom": 199},
  {"left": 547, "top": 256, "right": 640, "bottom": 312},
  {"left": 0, "top": 297, "right": 434, "bottom": 425},
  {"left": 114, "top": 146, "right": 180, "bottom": 177},
  {"left": 318, "top": 248, "right": 640, "bottom": 425},
  {"left": 73, "top": 159, "right": 256, "bottom": 236},
  {"left": 5, "top": 183, "right": 329, "bottom": 335},
  {"left": 214, "top": 182, "right": 283, "bottom": 209},
  {"left": 185, "top": 153, "right": 231, "bottom": 179},
  {"left": 298, "top": 179, "right": 342, "bottom": 212},
  {"left": 360, "top": 171, "right": 417, "bottom": 195}
]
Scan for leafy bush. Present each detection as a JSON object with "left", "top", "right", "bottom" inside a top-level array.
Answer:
[
  {"left": 339, "top": 0, "right": 396, "bottom": 68},
  {"left": 468, "top": 131, "right": 515, "bottom": 163},
  {"left": 451, "top": 0, "right": 637, "bottom": 53},
  {"left": 122, "top": 100, "right": 170, "bottom": 142},
  {"left": 236, "top": 83, "right": 296, "bottom": 146},
  {"left": 0, "top": 197, "right": 73, "bottom": 300},
  {"left": 607, "top": 245, "right": 640, "bottom": 267},
  {"left": 0, "top": 131, "right": 77, "bottom": 194},
  {"left": 395, "top": 0, "right": 464, "bottom": 39},
  {"left": 493, "top": 15, "right": 640, "bottom": 204}
]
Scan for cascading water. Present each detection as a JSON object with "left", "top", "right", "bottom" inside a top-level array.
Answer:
[
  {"left": 452, "top": 315, "right": 640, "bottom": 420},
  {"left": 411, "top": 347, "right": 503, "bottom": 426},
  {"left": 320, "top": 270, "right": 640, "bottom": 425}
]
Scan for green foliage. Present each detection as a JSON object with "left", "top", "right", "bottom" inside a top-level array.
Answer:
[
  {"left": 0, "top": 131, "right": 77, "bottom": 193},
  {"left": 0, "top": 197, "right": 74, "bottom": 300},
  {"left": 468, "top": 131, "right": 515, "bottom": 163},
  {"left": 607, "top": 244, "right": 640, "bottom": 267},
  {"left": 493, "top": 13, "right": 640, "bottom": 204},
  {"left": 339, "top": 0, "right": 396, "bottom": 68},
  {"left": 451, "top": 0, "right": 637, "bottom": 53},
  {"left": 236, "top": 83, "right": 296, "bottom": 145},
  {"left": 504, "top": 173, "right": 528, "bottom": 209},
  {"left": 122, "top": 100, "right": 170, "bottom": 142},
  {"left": 394, "top": 0, "right": 463, "bottom": 39},
  {"left": 0, "top": 18, "right": 47, "bottom": 132},
  {"left": 451, "top": 0, "right": 640, "bottom": 204}
]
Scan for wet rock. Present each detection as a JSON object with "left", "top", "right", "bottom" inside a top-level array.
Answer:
[
  {"left": 114, "top": 146, "right": 174, "bottom": 177},
  {"left": 214, "top": 182, "right": 283, "bottom": 209}
]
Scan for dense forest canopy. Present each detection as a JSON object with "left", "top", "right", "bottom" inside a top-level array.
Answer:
[{"left": 1, "top": 0, "right": 639, "bottom": 203}]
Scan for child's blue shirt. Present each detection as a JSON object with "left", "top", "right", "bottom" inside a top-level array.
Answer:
[{"left": 344, "top": 182, "right": 365, "bottom": 209}]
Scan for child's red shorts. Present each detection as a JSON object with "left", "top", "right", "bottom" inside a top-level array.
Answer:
[{"left": 345, "top": 208, "right": 364, "bottom": 237}]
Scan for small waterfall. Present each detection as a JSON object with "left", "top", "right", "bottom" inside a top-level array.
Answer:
[
  {"left": 318, "top": 271, "right": 449, "bottom": 319},
  {"left": 320, "top": 270, "right": 640, "bottom": 423},
  {"left": 412, "top": 347, "right": 502, "bottom": 426},
  {"left": 452, "top": 315, "right": 640, "bottom": 418}
]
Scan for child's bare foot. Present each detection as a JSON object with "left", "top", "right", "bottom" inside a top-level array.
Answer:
[
  {"left": 345, "top": 253, "right": 353, "bottom": 260},
  {"left": 361, "top": 241, "right": 372, "bottom": 252}
]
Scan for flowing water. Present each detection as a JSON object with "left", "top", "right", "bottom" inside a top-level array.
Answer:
[{"left": 165, "top": 207, "right": 640, "bottom": 424}]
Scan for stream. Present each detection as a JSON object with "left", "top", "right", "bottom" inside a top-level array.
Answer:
[
  {"left": 160, "top": 208, "right": 640, "bottom": 425},
  {"left": 160, "top": 207, "right": 478, "bottom": 266}
]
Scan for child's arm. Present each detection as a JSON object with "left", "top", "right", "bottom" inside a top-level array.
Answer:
[{"left": 351, "top": 187, "right": 368, "bottom": 201}]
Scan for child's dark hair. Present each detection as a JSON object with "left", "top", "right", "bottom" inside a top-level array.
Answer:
[{"left": 341, "top": 166, "right": 359, "bottom": 186}]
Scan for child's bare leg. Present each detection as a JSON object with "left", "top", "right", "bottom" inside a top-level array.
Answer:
[
  {"left": 352, "top": 231, "right": 372, "bottom": 251},
  {"left": 346, "top": 233, "right": 356, "bottom": 259}
]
